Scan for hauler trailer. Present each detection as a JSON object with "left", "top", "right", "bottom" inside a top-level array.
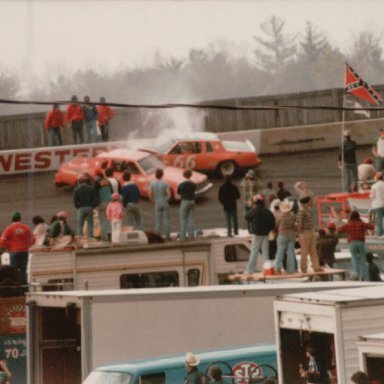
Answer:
[
  {"left": 26, "top": 282, "right": 373, "bottom": 384},
  {"left": 357, "top": 332, "right": 384, "bottom": 381},
  {"left": 273, "top": 285, "right": 384, "bottom": 384}
]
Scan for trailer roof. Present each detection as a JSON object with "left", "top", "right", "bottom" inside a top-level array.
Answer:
[
  {"left": 26, "top": 282, "right": 377, "bottom": 307},
  {"left": 276, "top": 284, "right": 384, "bottom": 305}
]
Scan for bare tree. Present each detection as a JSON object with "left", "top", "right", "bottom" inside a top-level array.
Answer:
[
  {"left": 299, "top": 22, "right": 328, "bottom": 63},
  {"left": 253, "top": 15, "right": 296, "bottom": 74},
  {"left": 348, "top": 30, "right": 384, "bottom": 82}
]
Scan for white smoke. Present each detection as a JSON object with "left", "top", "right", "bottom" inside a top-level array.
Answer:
[{"left": 126, "top": 107, "right": 207, "bottom": 147}]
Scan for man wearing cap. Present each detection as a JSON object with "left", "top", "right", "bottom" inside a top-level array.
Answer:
[
  {"left": 372, "top": 128, "right": 384, "bottom": 171},
  {"left": 97, "top": 96, "right": 113, "bottom": 142},
  {"left": 296, "top": 196, "right": 323, "bottom": 273},
  {"left": 0, "top": 212, "right": 33, "bottom": 286},
  {"left": 338, "top": 130, "right": 358, "bottom": 192},
  {"left": 240, "top": 169, "right": 261, "bottom": 221},
  {"left": 245, "top": 194, "right": 276, "bottom": 274},
  {"left": 66, "top": 95, "right": 85, "bottom": 144},
  {"left": 73, "top": 175, "right": 97, "bottom": 237},
  {"left": 48, "top": 211, "right": 74, "bottom": 246},
  {"left": 82, "top": 96, "right": 98, "bottom": 143},
  {"left": 274, "top": 199, "right": 296, "bottom": 274},
  {"left": 370, "top": 172, "right": 384, "bottom": 236},
  {"left": 184, "top": 352, "right": 206, "bottom": 384}
]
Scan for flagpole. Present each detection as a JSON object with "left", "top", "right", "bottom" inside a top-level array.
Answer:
[{"left": 341, "top": 65, "right": 347, "bottom": 192}]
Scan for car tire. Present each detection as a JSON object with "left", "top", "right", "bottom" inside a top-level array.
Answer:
[{"left": 219, "top": 161, "right": 237, "bottom": 177}]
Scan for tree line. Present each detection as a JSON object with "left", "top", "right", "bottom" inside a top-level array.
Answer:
[{"left": 0, "top": 16, "right": 383, "bottom": 115}]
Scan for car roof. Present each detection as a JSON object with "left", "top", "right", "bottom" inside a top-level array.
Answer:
[
  {"left": 172, "top": 132, "right": 219, "bottom": 141},
  {"left": 96, "top": 149, "right": 149, "bottom": 161}
]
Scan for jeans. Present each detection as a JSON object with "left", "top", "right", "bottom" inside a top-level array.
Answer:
[
  {"left": 349, "top": 241, "right": 369, "bottom": 281},
  {"left": 376, "top": 157, "right": 384, "bottom": 172},
  {"left": 179, "top": 200, "right": 195, "bottom": 240},
  {"left": 77, "top": 206, "right": 94, "bottom": 237},
  {"left": 100, "top": 123, "right": 109, "bottom": 141},
  {"left": 125, "top": 203, "right": 143, "bottom": 230},
  {"left": 110, "top": 219, "right": 122, "bottom": 243},
  {"left": 274, "top": 235, "right": 296, "bottom": 273},
  {"left": 85, "top": 120, "right": 97, "bottom": 143},
  {"left": 343, "top": 163, "right": 358, "bottom": 192},
  {"left": 49, "top": 127, "right": 63, "bottom": 146},
  {"left": 71, "top": 121, "right": 84, "bottom": 144},
  {"left": 375, "top": 207, "right": 384, "bottom": 236},
  {"left": 154, "top": 201, "right": 171, "bottom": 240},
  {"left": 299, "top": 230, "right": 320, "bottom": 272},
  {"left": 97, "top": 204, "right": 110, "bottom": 241},
  {"left": 224, "top": 209, "right": 238, "bottom": 236},
  {"left": 10, "top": 252, "right": 28, "bottom": 286},
  {"left": 246, "top": 235, "right": 269, "bottom": 273}
]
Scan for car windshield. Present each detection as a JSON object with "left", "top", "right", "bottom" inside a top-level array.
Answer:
[
  {"left": 82, "top": 371, "right": 132, "bottom": 384},
  {"left": 138, "top": 154, "right": 165, "bottom": 174}
]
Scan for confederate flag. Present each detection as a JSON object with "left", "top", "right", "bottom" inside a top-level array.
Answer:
[{"left": 345, "top": 63, "right": 383, "bottom": 105}]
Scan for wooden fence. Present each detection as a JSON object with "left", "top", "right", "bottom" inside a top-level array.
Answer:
[{"left": 1, "top": 85, "right": 384, "bottom": 150}]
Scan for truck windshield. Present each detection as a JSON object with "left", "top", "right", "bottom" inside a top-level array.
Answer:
[{"left": 82, "top": 371, "right": 132, "bottom": 384}]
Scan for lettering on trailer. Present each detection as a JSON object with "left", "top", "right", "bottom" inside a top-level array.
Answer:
[
  {"left": 232, "top": 362, "right": 262, "bottom": 384},
  {"left": 0, "top": 142, "right": 125, "bottom": 175}
]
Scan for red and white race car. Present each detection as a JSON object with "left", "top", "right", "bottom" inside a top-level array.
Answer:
[
  {"left": 54, "top": 149, "right": 212, "bottom": 200},
  {"left": 138, "top": 132, "right": 261, "bottom": 176}
]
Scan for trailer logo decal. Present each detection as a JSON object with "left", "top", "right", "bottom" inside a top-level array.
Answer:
[
  {"left": 7, "top": 305, "right": 26, "bottom": 334},
  {"left": 232, "top": 362, "right": 261, "bottom": 384}
]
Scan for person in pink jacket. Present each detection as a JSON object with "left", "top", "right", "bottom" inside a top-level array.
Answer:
[{"left": 106, "top": 193, "right": 123, "bottom": 244}]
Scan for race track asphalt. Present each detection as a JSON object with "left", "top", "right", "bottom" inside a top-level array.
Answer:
[{"left": 0, "top": 146, "right": 372, "bottom": 233}]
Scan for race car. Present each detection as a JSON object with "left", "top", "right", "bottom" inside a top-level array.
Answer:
[
  {"left": 138, "top": 132, "right": 261, "bottom": 176},
  {"left": 54, "top": 149, "right": 212, "bottom": 200}
]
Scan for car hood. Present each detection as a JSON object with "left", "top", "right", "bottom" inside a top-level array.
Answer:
[{"left": 161, "top": 166, "right": 208, "bottom": 184}]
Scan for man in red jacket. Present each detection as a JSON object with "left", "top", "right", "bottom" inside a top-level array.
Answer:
[
  {"left": 45, "top": 103, "right": 64, "bottom": 146},
  {"left": 65, "top": 95, "right": 85, "bottom": 144},
  {"left": 96, "top": 96, "right": 114, "bottom": 142},
  {"left": 0, "top": 212, "right": 34, "bottom": 286}
]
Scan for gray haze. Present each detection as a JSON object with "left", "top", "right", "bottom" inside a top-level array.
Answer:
[{"left": 1, "top": 0, "right": 384, "bottom": 115}]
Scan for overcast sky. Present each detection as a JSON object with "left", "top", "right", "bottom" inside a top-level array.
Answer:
[{"left": 2, "top": 0, "right": 384, "bottom": 78}]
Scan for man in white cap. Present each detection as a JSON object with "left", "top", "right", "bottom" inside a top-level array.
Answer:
[
  {"left": 372, "top": 128, "right": 384, "bottom": 172},
  {"left": 184, "top": 352, "right": 206, "bottom": 384},
  {"left": 338, "top": 130, "right": 358, "bottom": 192}
]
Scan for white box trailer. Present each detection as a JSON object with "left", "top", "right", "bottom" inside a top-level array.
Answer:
[
  {"left": 357, "top": 332, "right": 384, "bottom": 381},
  {"left": 26, "top": 282, "right": 372, "bottom": 384},
  {"left": 273, "top": 285, "right": 384, "bottom": 384}
]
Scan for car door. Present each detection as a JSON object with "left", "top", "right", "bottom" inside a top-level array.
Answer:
[{"left": 166, "top": 141, "right": 201, "bottom": 170}]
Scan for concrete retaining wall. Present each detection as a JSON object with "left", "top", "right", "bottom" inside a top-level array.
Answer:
[{"left": 218, "top": 118, "right": 383, "bottom": 155}]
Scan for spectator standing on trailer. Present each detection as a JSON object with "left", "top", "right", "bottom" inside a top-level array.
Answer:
[
  {"left": 149, "top": 168, "right": 171, "bottom": 241},
  {"left": 218, "top": 175, "right": 240, "bottom": 237}
]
